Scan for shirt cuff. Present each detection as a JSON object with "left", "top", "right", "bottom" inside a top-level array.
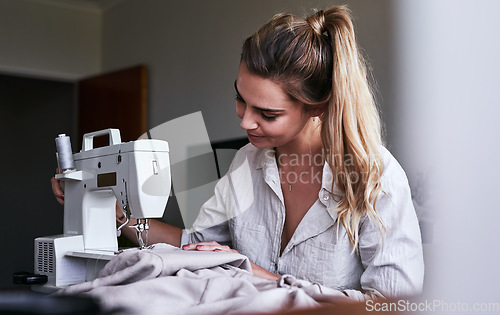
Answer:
[{"left": 180, "top": 229, "right": 193, "bottom": 247}]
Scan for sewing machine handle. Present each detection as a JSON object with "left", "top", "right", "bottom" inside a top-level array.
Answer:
[{"left": 82, "top": 128, "right": 122, "bottom": 151}]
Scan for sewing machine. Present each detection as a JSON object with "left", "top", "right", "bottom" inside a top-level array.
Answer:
[{"left": 33, "top": 129, "right": 170, "bottom": 292}]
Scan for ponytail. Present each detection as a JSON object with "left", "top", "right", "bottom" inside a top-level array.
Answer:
[{"left": 320, "top": 6, "right": 385, "bottom": 249}]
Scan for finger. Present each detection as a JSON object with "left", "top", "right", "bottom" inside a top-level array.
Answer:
[
  {"left": 185, "top": 241, "right": 220, "bottom": 247},
  {"left": 50, "top": 177, "right": 65, "bottom": 206},
  {"left": 214, "top": 247, "right": 239, "bottom": 254},
  {"left": 182, "top": 243, "right": 239, "bottom": 253},
  {"left": 196, "top": 244, "right": 231, "bottom": 252},
  {"left": 182, "top": 242, "right": 212, "bottom": 250},
  {"left": 116, "top": 203, "right": 124, "bottom": 216},
  {"left": 195, "top": 244, "right": 223, "bottom": 251},
  {"left": 55, "top": 196, "right": 64, "bottom": 206},
  {"left": 51, "top": 177, "right": 64, "bottom": 196},
  {"left": 182, "top": 241, "right": 227, "bottom": 250},
  {"left": 116, "top": 203, "right": 126, "bottom": 222}
]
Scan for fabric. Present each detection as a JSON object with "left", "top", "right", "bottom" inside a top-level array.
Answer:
[
  {"left": 57, "top": 243, "right": 349, "bottom": 314},
  {"left": 181, "top": 144, "right": 424, "bottom": 298}
]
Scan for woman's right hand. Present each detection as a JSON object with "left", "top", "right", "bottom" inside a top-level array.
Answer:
[
  {"left": 51, "top": 169, "right": 127, "bottom": 224},
  {"left": 51, "top": 169, "right": 64, "bottom": 206}
]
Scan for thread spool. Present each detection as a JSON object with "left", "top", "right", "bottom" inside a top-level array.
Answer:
[{"left": 55, "top": 134, "right": 75, "bottom": 172}]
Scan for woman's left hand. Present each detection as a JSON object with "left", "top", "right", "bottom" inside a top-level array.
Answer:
[
  {"left": 182, "top": 241, "right": 280, "bottom": 281},
  {"left": 182, "top": 241, "right": 239, "bottom": 254}
]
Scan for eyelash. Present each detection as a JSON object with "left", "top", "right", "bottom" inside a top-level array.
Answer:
[
  {"left": 261, "top": 113, "right": 277, "bottom": 121},
  {"left": 235, "top": 94, "right": 278, "bottom": 121}
]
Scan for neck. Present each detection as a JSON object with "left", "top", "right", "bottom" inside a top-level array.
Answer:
[{"left": 275, "top": 120, "right": 323, "bottom": 167}]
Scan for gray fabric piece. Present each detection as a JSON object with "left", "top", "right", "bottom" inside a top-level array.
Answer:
[{"left": 57, "top": 244, "right": 349, "bottom": 314}]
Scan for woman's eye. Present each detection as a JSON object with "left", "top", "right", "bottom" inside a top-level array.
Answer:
[{"left": 261, "top": 113, "right": 277, "bottom": 121}]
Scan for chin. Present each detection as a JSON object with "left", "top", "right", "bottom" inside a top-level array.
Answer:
[
  {"left": 249, "top": 140, "right": 269, "bottom": 148},
  {"left": 247, "top": 137, "right": 271, "bottom": 149}
]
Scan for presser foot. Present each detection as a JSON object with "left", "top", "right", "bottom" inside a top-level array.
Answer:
[
  {"left": 130, "top": 219, "right": 149, "bottom": 249},
  {"left": 116, "top": 244, "right": 155, "bottom": 254}
]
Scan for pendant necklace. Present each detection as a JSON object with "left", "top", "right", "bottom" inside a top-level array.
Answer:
[
  {"left": 278, "top": 166, "right": 292, "bottom": 192},
  {"left": 277, "top": 159, "right": 292, "bottom": 192}
]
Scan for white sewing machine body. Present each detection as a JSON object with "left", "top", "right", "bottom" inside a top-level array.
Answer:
[{"left": 34, "top": 129, "right": 170, "bottom": 292}]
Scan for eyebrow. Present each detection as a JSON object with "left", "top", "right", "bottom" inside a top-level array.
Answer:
[{"left": 234, "top": 80, "right": 286, "bottom": 113}]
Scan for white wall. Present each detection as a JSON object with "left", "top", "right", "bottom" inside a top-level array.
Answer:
[
  {"left": 0, "top": 0, "right": 101, "bottom": 80},
  {"left": 393, "top": 0, "right": 500, "bottom": 310}
]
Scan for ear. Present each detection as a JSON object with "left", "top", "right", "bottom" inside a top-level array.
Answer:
[{"left": 309, "top": 103, "right": 327, "bottom": 118}]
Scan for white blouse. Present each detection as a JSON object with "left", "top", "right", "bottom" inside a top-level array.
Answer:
[{"left": 181, "top": 143, "right": 424, "bottom": 299}]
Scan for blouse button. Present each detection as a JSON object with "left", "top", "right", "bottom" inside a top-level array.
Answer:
[{"left": 322, "top": 194, "right": 330, "bottom": 201}]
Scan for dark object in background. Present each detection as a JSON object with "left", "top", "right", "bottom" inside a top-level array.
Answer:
[
  {"left": 0, "top": 289, "right": 101, "bottom": 314},
  {"left": 211, "top": 137, "right": 249, "bottom": 178},
  {"left": 12, "top": 272, "right": 47, "bottom": 285}
]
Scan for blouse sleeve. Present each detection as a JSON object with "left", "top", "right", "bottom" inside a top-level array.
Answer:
[
  {"left": 180, "top": 146, "right": 253, "bottom": 247},
  {"left": 180, "top": 173, "right": 234, "bottom": 247},
  {"left": 351, "top": 151, "right": 425, "bottom": 299}
]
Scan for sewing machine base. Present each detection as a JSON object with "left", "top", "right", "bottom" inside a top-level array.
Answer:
[{"left": 33, "top": 235, "right": 116, "bottom": 293}]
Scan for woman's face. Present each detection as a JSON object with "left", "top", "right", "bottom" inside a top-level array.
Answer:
[{"left": 235, "top": 63, "right": 312, "bottom": 149}]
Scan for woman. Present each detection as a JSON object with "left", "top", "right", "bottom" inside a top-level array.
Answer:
[{"left": 52, "top": 5, "right": 423, "bottom": 299}]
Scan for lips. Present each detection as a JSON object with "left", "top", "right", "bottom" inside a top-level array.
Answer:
[{"left": 247, "top": 133, "right": 265, "bottom": 140}]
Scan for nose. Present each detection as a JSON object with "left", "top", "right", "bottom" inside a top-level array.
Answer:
[{"left": 240, "top": 108, "right": 258, "bottom": 130}]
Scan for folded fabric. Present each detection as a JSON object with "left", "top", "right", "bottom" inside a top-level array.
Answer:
[{"left": 57, "top": 243, "right": 348, "bottom": 314}]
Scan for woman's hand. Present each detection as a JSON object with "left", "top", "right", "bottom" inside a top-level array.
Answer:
[
  {"left": 51, "top": 170, "right": 123, "bottom": 222},
  {"left": 182, "top": 241, "right": 280, "bottom": 281},
  {"left": 182, "top": 241, "right": 239, "bottom": 253},
  {"left": 52, "top": 170, "right": 127, "bottom": 226},
  {"left": 50, "top": 169, "right": 64, "bottom": 206}
]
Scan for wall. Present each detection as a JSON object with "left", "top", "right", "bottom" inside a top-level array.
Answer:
[
  {"left": 0, "top": 0, "right": 101, "bottom": 80},
  {"left": 392, "top": 0, "right": 500, "bottom": 308},
  {"left": 0, "top": 74, "right": 75, "bottom": 288}
]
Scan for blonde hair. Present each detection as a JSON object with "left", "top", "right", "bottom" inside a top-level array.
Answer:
[{"left": 241, "top": 5, "right": 385, "bottom": 249}]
